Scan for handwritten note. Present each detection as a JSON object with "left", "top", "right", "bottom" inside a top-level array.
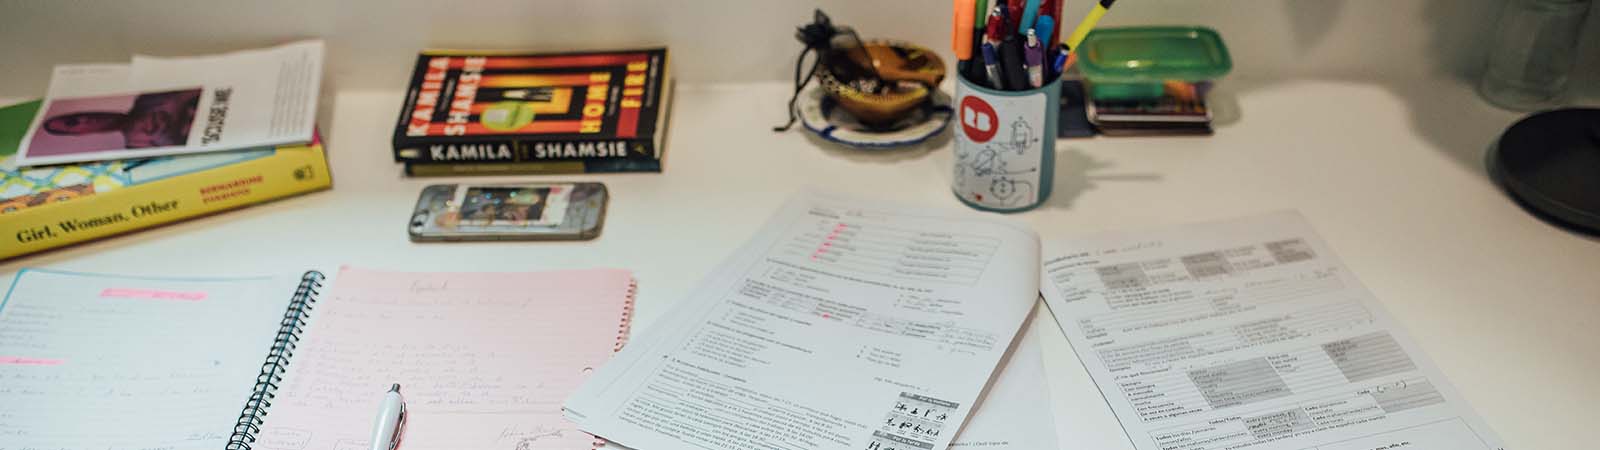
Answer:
[
  {"left": 255, "top": 267, "right": 634, "bottom": 450},
  {"left": 99, "top": 287, "right": 209, "bottom": 301},
  {"left": 0, "top": 270, "right": 297, "bottom": 450}
]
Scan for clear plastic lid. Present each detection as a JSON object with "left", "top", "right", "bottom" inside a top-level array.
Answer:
[{"left": 1077, "top": 26, "right": 1232, "bottom": 81}]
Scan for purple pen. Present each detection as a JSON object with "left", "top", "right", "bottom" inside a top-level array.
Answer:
[{"left": 1024, "top": 29, "right": 1043, "bottom": 88}]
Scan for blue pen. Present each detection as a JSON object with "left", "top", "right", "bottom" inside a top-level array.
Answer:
[
  {"left": 981, "top": 43, "right": 1002, "bottom": 88},
  {"left": 1052, "top": 47, "right": 1069, "bottom": 75},
  {"left": 1018, "top": 0, "right": 1041, "bottom": 34},
  {"left": 1033, "top": 16, "right": 1056, "bottom": 79},
  {"left": 1033, "top": 16, "right": 1055, "bottom": 53}
]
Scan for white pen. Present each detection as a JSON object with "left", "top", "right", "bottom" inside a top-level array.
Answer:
[{"left": 368, "top": 384, "right": 407, "bottom": 450}]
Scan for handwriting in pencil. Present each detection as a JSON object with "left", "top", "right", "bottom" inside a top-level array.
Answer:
[{"left": 409, "top": 280, "right": 450, "bottom": 294}]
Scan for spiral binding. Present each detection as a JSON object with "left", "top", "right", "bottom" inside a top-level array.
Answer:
[
  {"left": 590, "top": 277, "right": 637, "bottom": 450},
  {"left": 615, "top": 279, "right": 636, "bottom": 352},
  {"left": 226, "top": 270, "right": 324, "bottom": 450}
]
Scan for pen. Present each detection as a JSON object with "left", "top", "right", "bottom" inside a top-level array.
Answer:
[
  {"left": 1005, "top": 0, "right": 1025, "bottom": 34},
  {"left": 1064, "top": 0, "right": 1117, "bottom": 52},
  {"left": 1040, "top": 0, "right": 1062, "bottom": 52},
  {"left": 954, "top": 0, "right": 976, "bottom": 61},
  {"left": 974, "top": 0, "right": 990, "bottom": 28},
  {"left": 998, "top": 34, "right": 1028, "bottom": 90},
  {"left": 1018, "top": 0, "right": 1041, "bottom": 34},
  {"left": 1032, "top": 16, "right": 1056, "bottom": 79},
  {"left": 1053, "top": 0, "right": 1118, "bottom": 74},
  {"left": 951, "top": 0, "right": 960, "bottom": 55},
  {"left": 368, "top": 384, "right": 407, "bottom": 450},
  {"left": 1024, "top": 29, "right": 1044, "bottom": 88},
  {"left": 984, "top": 5, "right": 1005, "bottom": 46},
  {"left": 967, "top": 30, "right": 989, "bottom": 82},
  {"left": 982, "top": 43, "right": 1002, "bottom": 88}
]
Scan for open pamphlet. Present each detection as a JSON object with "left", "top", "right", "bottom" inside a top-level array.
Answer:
[
  {"left": 1039, "top": 212, "right": 1507, "bottom": 450},
  {"left": 14, "top": 40, "right": 322, "bottom": 166},
  {"left": 566, "top": 191, "right": 1051, "bottom": 450}
]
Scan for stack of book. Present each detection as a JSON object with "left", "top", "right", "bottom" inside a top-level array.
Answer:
[
  {"left": 0, "top": 41, "right": 332, "bottom": 260},
  {"left": 1086, "top": 80, "right": 1214, "bottom": 136}
]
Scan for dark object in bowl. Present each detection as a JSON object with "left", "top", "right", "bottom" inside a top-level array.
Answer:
[
  {"left": 774, "top": 10, "right": 945, "bottom": 132},
  {"left": 817, "top": 40, "right": 945, "bottom": 128}
]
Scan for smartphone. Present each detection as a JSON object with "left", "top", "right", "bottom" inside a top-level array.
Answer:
[{"left": 408, "top": 182, "right": 608, "bottom": 241}]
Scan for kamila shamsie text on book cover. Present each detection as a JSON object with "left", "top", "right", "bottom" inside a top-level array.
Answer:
[{"left": 393, "top": 48, "right": 671, "bottom": 173}]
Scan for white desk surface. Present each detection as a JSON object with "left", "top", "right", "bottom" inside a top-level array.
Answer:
[{"left": 3, "top": 76, "right": 1596, "bottom": 449}]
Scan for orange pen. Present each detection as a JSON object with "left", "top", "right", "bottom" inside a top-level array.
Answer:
[{"left": 954, "top": 0, "right": 976, "bottom": 60}]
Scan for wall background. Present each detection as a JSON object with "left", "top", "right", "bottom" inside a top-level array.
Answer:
[{"left": 0, "top": 0, "right": 1596, "bottom": 99}]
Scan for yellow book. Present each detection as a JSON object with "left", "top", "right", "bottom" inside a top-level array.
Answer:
[{"left": 1, "top": 138, "right": 331, "bottom": 260}]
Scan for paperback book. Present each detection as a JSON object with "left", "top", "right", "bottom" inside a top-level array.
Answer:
[
  {"left": 0, "top": 100, "right": 331, "bottom": 260},
  {"left": 393, "top": 48, "right": 671, "bottom": 174}
]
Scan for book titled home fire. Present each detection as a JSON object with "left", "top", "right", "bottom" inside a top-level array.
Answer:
[{"left": 392, "top": 48, "right": 671, "bottom": 174}]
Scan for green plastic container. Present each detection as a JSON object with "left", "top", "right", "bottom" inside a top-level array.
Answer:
[{"left": 1076, "top": 26, "right": 1232, "bottom": 100}]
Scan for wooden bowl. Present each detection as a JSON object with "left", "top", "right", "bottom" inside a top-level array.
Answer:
[{"left": 816, "top": 40, "right": 946, "bottom": 127}]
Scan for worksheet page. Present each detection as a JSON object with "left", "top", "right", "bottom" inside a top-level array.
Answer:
[
  {"left": 945, "top": 308, "right": 1059, "bottom": 450},
  {"left": 0, "top": 270, "right": 295, "bottom": 450},
  {"left": 598, "top": 311, "right": 1059, "bottom": 450},
  {"left": 566, "top": 191, "right": 1041, "bottom": 450},
  {"left": 1039, "top": 212, "right": 1506, "bottom": 450}
]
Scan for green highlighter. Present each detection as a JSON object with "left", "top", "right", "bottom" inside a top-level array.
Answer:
[{"left": 1075, "top": 26, "right": 1232, "bottom": 100}]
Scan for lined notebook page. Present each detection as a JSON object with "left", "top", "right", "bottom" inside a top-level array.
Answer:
[
  {"left": 0, "top": 270, "right": 296, "bottom": 450},
  {"left": 256, "top": 267, "right": 634, "bottom": 450}
]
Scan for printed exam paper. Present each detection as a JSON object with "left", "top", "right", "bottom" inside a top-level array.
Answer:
[
  {"left": 566, "top": 192, "right": 1042, "bottom": 450},
  {"left": 1040, "top": 212, "right": 1506, "bottom": 450}
]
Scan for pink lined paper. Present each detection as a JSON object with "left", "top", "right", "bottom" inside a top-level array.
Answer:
[{"left": 252, "top": 267, "right": 634, "bottom": 450}]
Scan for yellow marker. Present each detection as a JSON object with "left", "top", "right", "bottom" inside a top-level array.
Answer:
[{"left": 1064, "top": 0, "right": 1117, "bottom": 51}]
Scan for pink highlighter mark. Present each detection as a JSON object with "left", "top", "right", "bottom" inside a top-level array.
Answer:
[
  {"left": 100, "top": 288, "right": 208, "bottom": 301},
  {"left": 0, "top": 356, "right": 64, "bottom": 366}
]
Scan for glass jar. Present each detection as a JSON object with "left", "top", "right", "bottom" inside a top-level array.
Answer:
[{"left": 1479, "top": 0, "right": 1593, "bottom": 111}]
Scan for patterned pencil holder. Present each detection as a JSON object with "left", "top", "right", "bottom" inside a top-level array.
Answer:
[{"left": 951, "top": 72, "right": 1059, "bottom": 212}]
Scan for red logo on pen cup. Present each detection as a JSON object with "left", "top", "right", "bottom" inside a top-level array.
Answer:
[{"left": 959, "top": 96, "right": 998, "bottom": 143}]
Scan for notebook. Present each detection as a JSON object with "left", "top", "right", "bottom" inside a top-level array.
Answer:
[{"left": 0, "top": 267, "right": 636, "bottom": 450}]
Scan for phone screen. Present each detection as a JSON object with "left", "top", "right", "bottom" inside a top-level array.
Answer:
[{"left": 453, "top": 185, "right": 572, "bottom": 227}]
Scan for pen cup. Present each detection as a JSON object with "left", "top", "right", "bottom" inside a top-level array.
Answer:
[{"left": 951, "top": 71, "right": 1059, "bottom": 212}]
